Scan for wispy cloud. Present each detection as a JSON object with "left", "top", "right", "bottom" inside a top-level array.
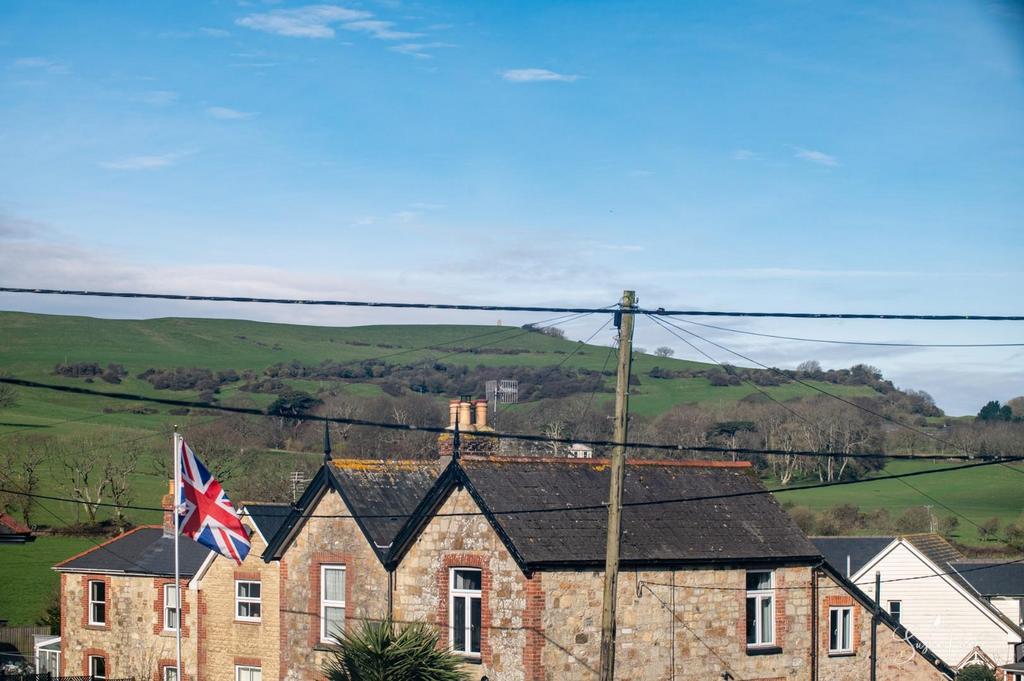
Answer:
[
  {"left": 199, "top": 27, "right": 231, "bottom": 37},
  {"left": 99, "top": 151, "right": 193, "bottom": 171},
  {"left": 501, "top": 68, "right": 580, "bottom": 83},
  {"left": 341, "top": 19, "right": 421, "bottom": 40},
  {"left": 236, "top": 5, "right": 371, "bottom": 38},
  {"left": 11, "top": 57, "right": 71, "bottom": 75},
  {"left": 137, "top": 90, "right": 179, "bottom": 106},
  {"left": 389, "top": 42, "right": 455, "bottom": 59},
  {"left": 793, "top": 147, "right": 839, "bottom": 167},
  {"left": 207, "top": 106, "right": 258, "bottom": 120},
  {"left": 732, "top": 149, "right": 761, "bottom": 161}
]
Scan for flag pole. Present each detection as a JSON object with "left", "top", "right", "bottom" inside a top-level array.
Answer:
[{"left": 173, "top": 429, "right": 182, "bottom": 681}]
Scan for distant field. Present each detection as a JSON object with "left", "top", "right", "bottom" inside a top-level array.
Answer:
[
  {"left": 0, "top": 536, "right": 94, "bottom": 626},
  {"left": 777, "top": 458, "right": 1024, "bottom": 545}
]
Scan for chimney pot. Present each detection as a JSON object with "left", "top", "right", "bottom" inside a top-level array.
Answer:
[
  {"left": 162, "top": 480, "right": 176, "bottom": 537},
  {"left": 459, "top": 400, "right": 473, "bottom": 432},
  {"left": 448, "top": 399, "right": 460, "bottom": 430},
  {"left": 474, "top": 399, "right": 489, "bottom": 430}
]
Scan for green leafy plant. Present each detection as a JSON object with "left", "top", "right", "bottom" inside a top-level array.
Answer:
[
  {"left": 956, "top": 664, "right": 997, "bottom": 681},
  {"left": 323, "top": 619, "right": 470, "bottom": 681}
]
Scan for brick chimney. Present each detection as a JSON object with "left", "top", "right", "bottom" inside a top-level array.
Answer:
[
  {"left": 439, "top": 396, "right": 496, "bottom": 460},
  {"left": 162, "top": 480, "right": 176, "bottom": 537}
]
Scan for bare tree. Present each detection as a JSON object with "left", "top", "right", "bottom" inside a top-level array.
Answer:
[
  {"left": 654, "top": 346, "right": 675, "bottom": 358},
  {"left": 0, "top": 435, "right": 47, "bottom": 526}
]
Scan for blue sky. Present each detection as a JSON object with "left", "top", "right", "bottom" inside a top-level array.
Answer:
[{"left": 0, "top": 0, "right": 1022, "bottom": 414}]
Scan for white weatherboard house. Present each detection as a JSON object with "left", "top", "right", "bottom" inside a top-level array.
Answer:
[{"left": 815, "top": 534, "right": 1024, "bottom": 679}]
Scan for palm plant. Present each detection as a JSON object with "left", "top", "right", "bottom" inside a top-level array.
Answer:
[{"left": 323, "top": 619, "right": 470, "bottom": 681}]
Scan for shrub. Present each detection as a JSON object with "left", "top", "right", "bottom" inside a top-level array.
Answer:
[
  {"left": 938, "top": 515, "right": 960, "bottom": 539},
  {"left": 323, "top": 619, "right": 469, "bottom": 681},
  {"left": 978, "top": 517, "right": 1002, "bottom": 541},
  {"left": 895, "top": 507, "right": 931, "bottom": 534},
  {"left": 1005, "top": 520, "right": 1024, "bottom": 551},
  {"left": 956, "top": 664, "right": 997, "bottom": 681}
]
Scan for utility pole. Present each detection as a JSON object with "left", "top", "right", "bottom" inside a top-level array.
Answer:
[{"left": 598, "top": 289, "right": 636, "bottom": 681}]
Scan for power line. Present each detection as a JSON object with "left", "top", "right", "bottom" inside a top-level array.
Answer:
[
  {"left": 3, "top": 286, "right": 1023, "bottom": 320},
  {"left": 4, "top": 454, "right": 1021, "bottom": 519},
  {"left": 651, "top": 315, "right": 966, "bottom": 456},
  {"left": 1, "top": 376, "right": 1016, "bottom": 462},
  {"left": 664, "top": 317, "right": 1024, "bottom": 348}
]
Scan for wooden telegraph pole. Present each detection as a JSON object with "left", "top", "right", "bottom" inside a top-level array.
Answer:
[{"left": 598, "top": 289, "right": 636, "bottom": 681}]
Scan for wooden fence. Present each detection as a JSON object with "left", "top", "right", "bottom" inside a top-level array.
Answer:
[{"left": 0, "top": 626, "right": 49, "bottom": 664}]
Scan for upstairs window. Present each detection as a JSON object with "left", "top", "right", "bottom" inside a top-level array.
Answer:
[
  {"left": 449, "top": 568, "right": 482, "bottom": 657},
  {"left": 320, "top": 565, "right": 346, "bottom": 643},
  {"left": 164, "top": 584, "right": 179, "bottom": 631},
  {"left": 163, "top": 666, "right": 178, "bottom": 681},
  {"left": 88, "top": 581, "right": 106, "bottom": 625},
  {"left": 236, "top": 665, "right": 261, "bottom": 681},
  {"left": 745, "top": 571, "right": 774, "bottom": 647},
  {"left": 888, "top": 600, "right": 901, "bottom": 624},
  {"left": 236, "top": 580, "right": 262, "bottom": 622},
  {"left": 829, "top": 607, "right": 854, "bottom": 654}
]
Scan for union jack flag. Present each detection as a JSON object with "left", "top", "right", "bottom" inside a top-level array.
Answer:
[{"left": 177, "top": 438, "right": 251, "bottom": 565}]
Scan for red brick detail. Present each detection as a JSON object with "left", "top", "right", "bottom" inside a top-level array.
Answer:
[
  {"left": 308, "top": 551, "right": 353, "bottom": 647},
  {"left": 152, "top": 577, "right": 191, "bottom": 637},
  {"left": 81, "top": 647, "right": 107, "bottom": 676},
  {"left": 80, "top": 575, "right": 111, "bottom": 631},
  {"left": 775, "top": 569, "right": 787, "bottom": 646},
  {"left": 197, "top": 589, "right": 207, "bottom": 680},
  {"left": 523, "top": 572, "right": 546, "bottom": 681},
  {"left": 234, "top": 569, "right": 261, "bottom": 581},
  {"left": 821, "top": 594, "right": 861, "bottom": 653},
  {"left": 234, "top": 656, "right": 262, "bottom": 667},
  {"left": 154, "top": 657, "right": 191, "bottom": 681},
  {"left": 60, "top": 573, "right": 68, "bottom": 664},
  {"left": 437, "top": 554, "right": 491, "bottom": 666}
]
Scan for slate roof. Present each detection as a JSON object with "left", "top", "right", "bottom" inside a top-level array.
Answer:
[
  {"left": 55, "top": 526, "right": 211, "bottom": 577},
  {"left": 328, "top": 459, "right": 443, "bottom": 557},
  {"left": 416, "top": 456, "right": 821, "bottom": 569},
  {"left": 264, "top": 459, "right": 443, "bottom": 563},
  {"left": 950, "top": 560, "right": 1024, "bottom": 597},
  {"left": 243, "top": 504, "right": 292, "bottom": 544},
  {"left": 812, "top": 536, "right": 895, "bottom": 577}
]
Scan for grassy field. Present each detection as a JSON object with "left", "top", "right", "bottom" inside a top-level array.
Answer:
[
  {"left": 778, "top": 458, "right": 1024, "bottom": 545},
  {"left": 0, "top": 536, "right": 95, "bottom": 626}
]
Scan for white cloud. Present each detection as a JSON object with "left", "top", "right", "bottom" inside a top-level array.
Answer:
[
  {"left": 341, "top": 19, "right": 421, "bottom": 40},
  {"left": 207, "top": 106, "right": 259, "bottom": 120},
  {"left": 501, "top": 68, "right": 580, "bottom": 83},
  {"left": 236, "top": 5, "right": 371, "bottom": 38},
  {"left": 99, "top": 151, "right": 193, "bottom": 171},
  {"left": 732, "top": 149, "right": 760, "bottom": 161},
  {"left": 11, "top": 57, "right": 70, "bottom": 75},
  {"left": 389, "top": 42, "right": 455, "bottom": 59},
  {"left": 199, "top": 27, "right": 232, "bottom": 37},
  {"left": 137, "top": 90, "right": 179, "bottom": 106},
  {"left": 793, "top": 147, "right": 839, "bottom": 167}
]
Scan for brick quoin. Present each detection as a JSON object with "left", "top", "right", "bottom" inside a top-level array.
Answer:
[
  {"left": 197, "top": 589, "right": 207, "bottom": 680},
  {"left": 60, "top": 573, "right": 68, "bottom": 665},
  {"left": 81, "top": 646, "right": 107, "bottom": 676},
  {"left": 522, "top": 572, "right": 546, "bottom": 681},
  {"left": 437, "top": 553, "right": 491, "bottom": 666},
  {"left": 307, "top": 551, "right": 354, "bottom": 648},
  {"left": 152, "top": 577, "right": 191, "bottom": 637},
  {"left": 821, "top": 594, "right": 862, "bottom": 652},
  {"left": 278, "top": 558, "right": 288, "bottom": 681},
  {"left": 80, "top": 574, "right": 112, "bottom": 631}
]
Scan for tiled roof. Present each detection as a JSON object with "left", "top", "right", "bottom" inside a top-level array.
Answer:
[
  {"left": 812, "top": 536, "right": 895, "bottom": 577},
  {"left": 243, "top": 504, "right": 292, "bottom": 545},
  {"left": 949, "top": 560, "right": 1024, "bottom": 597},
  {"left": 55, "top": 526, "right": 211, "bottom": 577},
  {"left": 904, "top": 533, "right": 964, "bottom": 566},
  {"left": 0, "top": 513, "right": 31, "bottom": 535},
  {"left": 448, "top": 456, "right": 821, "bottom": 568}
]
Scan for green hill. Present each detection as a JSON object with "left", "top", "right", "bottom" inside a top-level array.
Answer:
[{"left": 0, "top": 310, "right": 879, "bottom": 437}]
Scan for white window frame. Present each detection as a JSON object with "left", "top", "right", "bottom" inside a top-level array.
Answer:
[
  {"left": 888, "top": 600, "right": 901, "bottom": 624},
  {"left": 88, "top": 580, "right": 106, "bottom": 626},
  {"left": 88, "top": 654, "right": 106, "bottom": 679},
  {"left": 448, "top": 567, "right": 482, "bottom": 657},
  {"left": 235, "top": 665, "right": 261, "bottom": 681},
  {"left": 235, "top": 580, "right": 262, "bottom": 622},
  {"left": 319, "top": 565, "right": 346, "bottom": 643},
  {"left": 163, "top": 583, "right": 179, "bottom": 631},
  {"left": 163, "top": 666, "right": 179, "bottom": 681},
  {"left": 829, "top": 606, "right": 854, "bottom": 654},
  {"left": 745, "top": 570, "right": 775, "bottom": 648}
]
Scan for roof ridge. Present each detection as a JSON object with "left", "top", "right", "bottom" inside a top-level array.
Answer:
[
  {"left": 459, "top": 455, "right": 752, "bottom": 468},
  {"left": 53, "top": 525, "right": 155, "bottom": 569}
]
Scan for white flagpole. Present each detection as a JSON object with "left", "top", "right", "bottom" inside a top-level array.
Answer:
[{"left": 173, "top": 430, "right": 182, "bottom": 681}]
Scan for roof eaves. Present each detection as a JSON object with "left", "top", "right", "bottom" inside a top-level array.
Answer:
[{"left": 524, "top": 555, "right": 823, "bottom": 571}]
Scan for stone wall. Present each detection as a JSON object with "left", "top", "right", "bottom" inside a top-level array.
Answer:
[
  {"left": 198, "top": 524, "right": 281, "bottom": 681},
  {"left": 60, "top": 570, "right": 197, "bottom": 680},
  {"left": 278, "top": 488, "right": 390, "bottom": 681}
]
